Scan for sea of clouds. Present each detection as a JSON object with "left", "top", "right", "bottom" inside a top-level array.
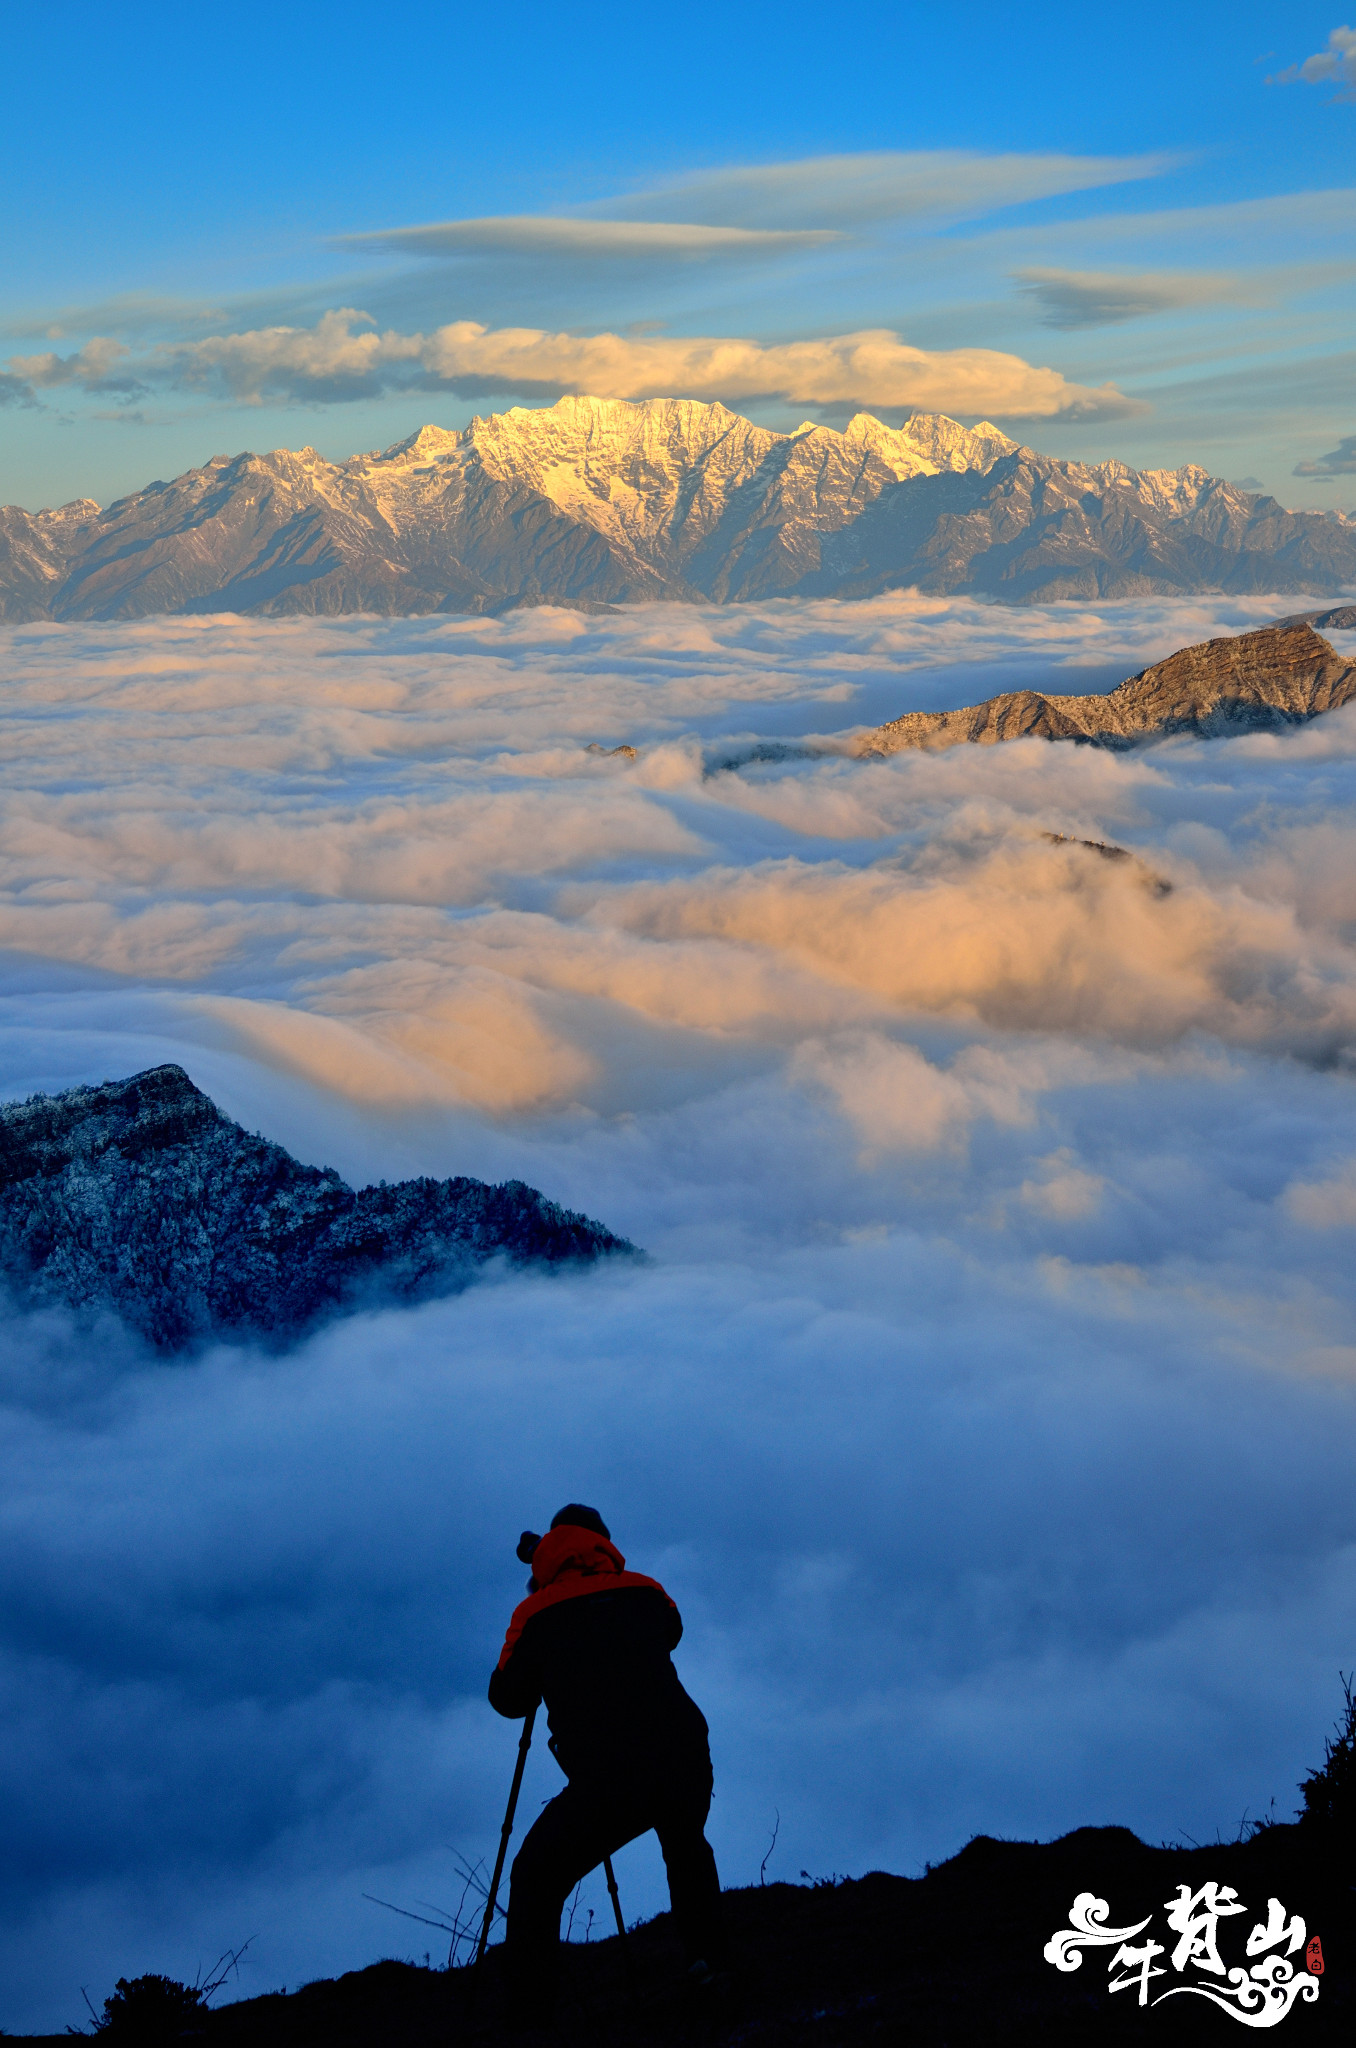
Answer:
[{"left": 3, "top": 591, "right": 1356, "bottom": 2029}]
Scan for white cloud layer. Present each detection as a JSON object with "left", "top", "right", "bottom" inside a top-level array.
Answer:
[
  {"left": 3, "top": 592, "right": 1356, "bottom": 2027},
  {"left": 6, "top": 311, "right": 1135, "bottom": 421}
]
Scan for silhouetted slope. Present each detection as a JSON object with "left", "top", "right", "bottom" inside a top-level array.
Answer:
[
  {"left": 21, "top": 1818, "right": 1347, "bottom": 2044},
  {"left": 0, "top": 1065, "right": 634, "bottom": 1349},
  {"left": 856, "top": 623, "right": 1356, "bottom": 755}
]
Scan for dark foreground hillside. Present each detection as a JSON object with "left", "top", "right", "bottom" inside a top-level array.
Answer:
[{"left": 25, "top": 1819, "right": 1349, "bottom": 2046}]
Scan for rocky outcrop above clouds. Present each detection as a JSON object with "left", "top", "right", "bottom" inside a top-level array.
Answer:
[
  {"left": 0, "top": 1064, "right": 634, "bottom": 1349},
  {"left": 1275, "top": 603, "right": 1356, "bottom": 630},
  {"left": 855, "top": 623, "right": 1356, "bottom": 755},
  {"left": 3, "top": 396, "right": 1354, "bottom": 619}
]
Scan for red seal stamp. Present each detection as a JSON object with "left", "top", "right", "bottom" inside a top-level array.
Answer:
[{"left": 1305, "top": 1935, "right": 1324, "bottom": 1975}]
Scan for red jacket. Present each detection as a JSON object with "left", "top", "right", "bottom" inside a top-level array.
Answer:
[
  {"left": 488, "top": 1524, "right": 709, "bottom": 1783},
  {"left": 494, "top": 1526, "right": 676, "bottom": 1670}
]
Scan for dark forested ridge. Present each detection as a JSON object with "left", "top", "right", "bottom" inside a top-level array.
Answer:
[{"left": 0, "top": 1064, "right": 634, "bottom": 1348}]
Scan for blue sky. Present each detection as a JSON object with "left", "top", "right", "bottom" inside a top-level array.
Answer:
[{"left": 2, "top": 1, "right": 1354, "bottom": 510}]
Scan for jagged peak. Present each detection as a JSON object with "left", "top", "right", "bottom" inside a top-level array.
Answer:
[
  {"left": 840, "top": 411, "right": 1019, "bottom": 479},
  {"left": 462, "top": 394, "right": 785, "bottom": 493},
  {"left": 3, "top": 1060, "right": 203, "bottom": 1122},
  {"left": 0, "top": 1063, "right": 222, "bottom": 1183},
  {"left": 0, "top": 1066, "right": 632, "bottom": 1348},
  {"left": 208, "top": 447, "right": 300, "bottom": 474},
  {"left": 35, "top": 497, "right": 101, "bottom": 520},
  {"left": 250, "top": 445, "right": 346, "bottom": 487},
  {"left": 843, "top": 413, "right": 940, "bottom": 479},
  {"left": 377, "top": 423, "right": 465, "bottom": 464},
  {"left": 898, "top": 413, "right": 1020, "bottom": 470},
  {"left": 856, "top": 622, "right": 1356, "bottom": 759},
  {"left": 486, "top": 394, "right": 746, "bottom": 436}
]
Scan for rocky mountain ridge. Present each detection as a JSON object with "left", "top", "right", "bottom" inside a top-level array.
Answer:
[
  {"left": 1276, "top": 602, "right": 1356, "bottom": 631},
  {"left": 855, "top": 622, "right": 1356, "bottom": 754},
  {"left": 3, "top": 395, "right": 1354, "bottom": 619},
  {"left": 0, "top": 1064, "right": 633, "bottom": 1349}
]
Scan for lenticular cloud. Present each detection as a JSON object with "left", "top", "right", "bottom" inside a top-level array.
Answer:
[{"left": 2, "top": 592, "right": 1356, "bottom": 2031}]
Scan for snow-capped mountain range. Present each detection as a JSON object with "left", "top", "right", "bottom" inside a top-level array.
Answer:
[{"left": 2, "top": 396, "right": 1353, "bottom": 620}]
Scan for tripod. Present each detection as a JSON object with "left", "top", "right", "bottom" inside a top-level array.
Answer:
[{"left": 476, "top": 1702, "right": 628, "bottom": 1964}]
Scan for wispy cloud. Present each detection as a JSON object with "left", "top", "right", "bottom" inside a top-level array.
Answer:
[
  {"left": 328, "top": 153, "right": 1180, "bottom": 270},
  {"left": 597, "top": 150, "right": 1180, "bottom": 231},
  {"left": 1012, "top": 266, "right": 1247, "bottom": 330},
  {"left": 1269, "top": 24, "right": 1356, "bottom": 100},
  {"left": 333, "top": 217, "right": 837, "bottom": 260},
  {"left": 1295, "top": 433, "right": 1356, "bottom": 476},
  {"left": 4, "top": 309, "right": 1135, "bottom": 422},
  {"left": 968, "top": 190, "right": 1356, "bottom": 262},
  {"left": 0, "top": 294, "right": 236, "bottom": 346}
]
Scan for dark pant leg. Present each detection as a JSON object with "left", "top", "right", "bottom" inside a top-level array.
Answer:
[
  {"left": 653, "top": 1766, "right": 727, "bottom": 1970},
  {"left": 505, "top": 1763, "right": 726, "bottom": 2022},
  {"left": 505, "top": 1780, "right": 649, "bottom": 2024}
]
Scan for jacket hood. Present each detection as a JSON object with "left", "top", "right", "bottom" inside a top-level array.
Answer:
[
  {"left": 494, "top": 1529, "right": 676, "bottom": 1674},
  {"left": 531, "top": 1524, "right": 626, "bottom": 1588}
]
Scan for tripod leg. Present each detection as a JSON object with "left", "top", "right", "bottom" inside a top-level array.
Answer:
[
  {"left": 602, "top": 1852, "right": 626, "bottom": 1941},
  {"left": 476, "top": 1700, "right": 538, "bottom": 1966},
  {"left": 602, "top": 1851, "right": 640, "bottom": 2001}
]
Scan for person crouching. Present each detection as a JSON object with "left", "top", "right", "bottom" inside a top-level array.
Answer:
[{"left": 488, "top": 1504, "right": 726, "bottom": 2029}]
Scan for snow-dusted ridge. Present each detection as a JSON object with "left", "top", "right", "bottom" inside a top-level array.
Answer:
[{"left": 1, "top": 395, "right": 1353, "bottom": 619}]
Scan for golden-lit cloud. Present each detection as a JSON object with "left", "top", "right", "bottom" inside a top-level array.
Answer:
[
  {"left": 585, "top": 837, "right": 1356, "bottom": 1060},
  {"left": 9, "top": 308, "right": 1138, "bottom": 422}
]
